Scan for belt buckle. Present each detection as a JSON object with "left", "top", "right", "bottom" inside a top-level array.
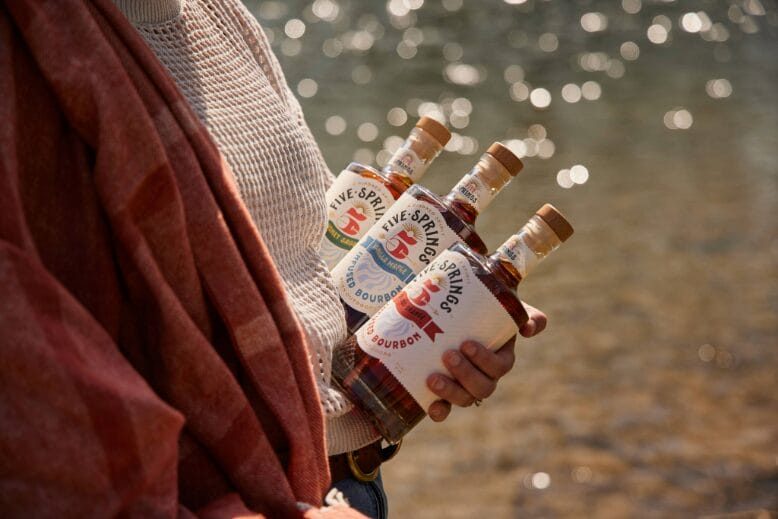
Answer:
[
  {"left": 346, "top": 450, "right": 380, "bottom": 482},
  {"left": 346, "top": 439, "right": 403, "bottom": 483}
]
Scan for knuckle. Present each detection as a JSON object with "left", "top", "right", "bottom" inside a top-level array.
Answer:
[
  {"left": 451, "top": 387, "right": 474, "bottom": 407},
  {"left": 437, "top": 381, "right": 455, "bottom": 400},
  {"left": 499, "top": 352, "right": 516, "bottom": 376},
  {"left": 443, "top": 382, "right": 469, "bottom": 406},
  {"left": 469, "top": 376, "right": 496, "bottom": 400},
  {"left": 470, "top": 378, "right": 495, "bottom": 400},
  {"left": 428, "top": 374, "right": 449, "bottom": 397}
]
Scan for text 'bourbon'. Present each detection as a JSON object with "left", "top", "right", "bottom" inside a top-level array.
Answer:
[{"left": 333, "top": 204, "right": 574, "bottom": 443}]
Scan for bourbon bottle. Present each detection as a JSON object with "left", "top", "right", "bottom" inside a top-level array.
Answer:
[
  {"left": 320, "top": 117, "right": 451, "bottom": 269},
  {"left": 331, "top": 142, "right": 524, "bottom": 335},
  {"left": 333, "top": 204, "right": 573, "bottom": 443}
]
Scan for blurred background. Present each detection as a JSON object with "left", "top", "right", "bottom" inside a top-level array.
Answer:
[{"left": 245, "top": 0, "right": 777, "bottom": 516}]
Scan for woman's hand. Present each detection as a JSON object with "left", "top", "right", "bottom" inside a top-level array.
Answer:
[{"left": 425, "top": 302, "right": 548, "bottom": 422}]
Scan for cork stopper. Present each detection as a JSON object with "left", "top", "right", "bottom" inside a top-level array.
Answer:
[
  {"left": 415, "top": 117, "right": 451, "bottom": 147},
  {"left": 486, "top": 142, "right": 524, "bottom": 177},
  {"left": 536, "top": 204, "right": 574, "bottom": 242}
]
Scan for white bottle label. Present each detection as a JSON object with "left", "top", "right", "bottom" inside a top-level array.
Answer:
[
  {"left": 451, "top": 174, "right": 495, "bottom": 214},
  {"left": 355, "top": 249, "right": 519, "bottom": 410},
  {"left": 496, "top": 235, "right": 539, "bottom": 279},
  {"left": 320, "top": 168, "right": 396, "bottom": 270},
  {"left": 386, "top": 146, "right": 426, "bottom": 182},
  {"left": 331, "top": 194, "right": 461, "bottom": 316}
]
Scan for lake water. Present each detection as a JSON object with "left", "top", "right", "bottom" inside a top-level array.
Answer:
[{"left": 246, "top": 0, "right": 778, "bottom": 516}]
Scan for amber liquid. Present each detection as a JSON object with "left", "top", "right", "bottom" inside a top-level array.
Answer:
[
  {"left": 342, "top": 185, "right": 489, "bottom": 335},
  {"left": 334, "top": 243, "right": 529, "bottom": 443},
  {"left": 349, "top": 162, "right": 413, "bottom": 200}
]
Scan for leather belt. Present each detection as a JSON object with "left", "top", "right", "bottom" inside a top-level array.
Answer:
[{"left": 329, "top": 440, "right": 402, "bottom": 483}]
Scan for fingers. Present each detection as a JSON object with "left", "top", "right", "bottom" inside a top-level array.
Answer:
[
  {"left": 427, "top": 368, "right": 478, "bottom": 408},
  {"left": 520, "top": 302, "right": 548, "bottom": 337},
  {"left": 429, "top": 347, "right": 503, "bottom": 403},
  {"left": 426, "top": 332, "right": 529, "bottom": 421},
  {"left": 461, "top": 339, "right": 515, "bottom": 379},
  {"left": 444, "top": 348, "right": 499, "bottom": 400},
  {"left": 427, "top": 400, "right": 451, "bottom": 422}
]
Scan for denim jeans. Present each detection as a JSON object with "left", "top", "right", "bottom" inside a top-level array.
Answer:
[{"left": 330, "top": 470, "right": 389, "bottom": 519}]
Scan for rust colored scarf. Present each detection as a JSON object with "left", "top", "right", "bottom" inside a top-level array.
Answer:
[{"left": 0, "top": 0, "right": 347, "bottom": 516}]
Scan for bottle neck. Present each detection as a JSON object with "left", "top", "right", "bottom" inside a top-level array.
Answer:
[
  {"left": 488, "top": 215, "right": 562, "bottom": 288},
  {"left": 382, "top": 127, "right": 444, "bottom": 183},
  {"left": 444, "top": 153, "right": 514, "bottom": 224}
]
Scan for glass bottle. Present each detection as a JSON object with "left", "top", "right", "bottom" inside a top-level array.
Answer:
[
  {"left": 320, "top": 117, "right": 451, "bottom": 269},
  {"left": 333, "top": 204, "right": 573, "bottom": 443},
  {"left": 331, "top": 142, "right": 524, "bottom": 335}
]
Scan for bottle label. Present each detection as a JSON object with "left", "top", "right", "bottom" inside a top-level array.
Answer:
[
  {"left": 331, "top": 195, "right": 461, "bottom": 316},
  {"left": 496, "top": 235, "right": 539, "bottom": 279},
  {"left": 386, "top": 145, "right": 426, "bottom": 182},
  {"left": 355, "top": 249, "right": 518, "bottom": 410},
  {"left": 451, "top": 174, "right": 495, "bottom": 214},
  {"left": 320, "top": 168, "right": 396, "bottom": 270}
]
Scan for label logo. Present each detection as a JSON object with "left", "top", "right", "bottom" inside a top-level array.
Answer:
[
  {"left": 356, "top": 249, "right": 520, "bottom": 410},
  {"left": 337, "top": 204, "right": 368, "bottom": 236},
  {"left": 394, "top": 276, "right": 445, "bottom": 341},
  {"left": 395, "top": 152, "right": 416, "bottom": 174},
  {"left": 333, "top": 197, "right": 462, "bottom": 316},
  {"left": 456, "top": 177, "right": 480, "bottom": 205},
  {"left": 321, "top": 171, "right": 395, "bottom": 266},
  {"left": 385, "top": 224, "right": 422, "bottom": 260}
]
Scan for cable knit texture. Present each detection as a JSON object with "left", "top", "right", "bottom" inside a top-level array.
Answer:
[{"left": 116, "top": 0, "right": 378, "bottom": 455}]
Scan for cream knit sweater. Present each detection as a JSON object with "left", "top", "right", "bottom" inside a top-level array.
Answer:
[{"left": 115, "top": 0, "right": 378, "bottom": 455}]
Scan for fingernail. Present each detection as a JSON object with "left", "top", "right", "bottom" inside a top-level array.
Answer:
[
  {"left": 431, "top": 376, "right": 445, "bottom": 391},
  {"left": 446, "top": 351, "right": 462, "bottom": 367},
  {"left": 462, "top": 342, "right": 477, "bottom": 357}
]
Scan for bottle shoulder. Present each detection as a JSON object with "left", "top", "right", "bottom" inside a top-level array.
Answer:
[
  {"left": 449, "top": 243, "right": 529, "bottom": 327},
  {"left": 449, "top": 242, "right": 488, "bottom": 269},
  {"left": 405, "top": 185, "right": 486, "bottom": 252},
  {"left": 405, "top": 183, "right": 437, "bottom": 199},
  {"left": 346, "top": 162, "right": 409, "bottom": 198}
]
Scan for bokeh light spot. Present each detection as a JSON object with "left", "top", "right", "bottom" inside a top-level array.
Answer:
[
  {"left": 284, "top": 18, "right": 306, "bottom": 39},
  {"left": 387, "top": 107, "right": 408, "bottom": 126},
  {"left": 620, "top": 41, "right": 640, "bottom": 61},
  {"left": 581, "top": 81, "right": 602, "bottom": 101},
  {"left": 538, "top": 33, "right": 559, "bottom": 52},
  {"left": 530, "top": 88, "right": 552, "bottom": 109},
  {"left": 557, "top": 169, "right": 574, "bottom": 189},
  {"left": 297, "top": 78, "right": 318, "bottom": 98},
  {"left": 531, "top": 472, "right": 551, "bottom": 489},
  {"left": 325, "top": 115, "right": 347, "bottom": 136},
  {"left": 357, "top": 122, "right": 379, "bottom": 142},
  {"left": 561, "top": 83, "right": 582, "bottom": 103},
  {"left": 706, "top": 79, "right": 733, "bottom": 99},
  {"left": 647, "top": 24, "right": 669, "bottom": 44},
  {"left": 570, "top": 164, "right": 590, "bottom": 184},
  {"left": 581, "top": 12, "right": 608, "bottom": 32}
]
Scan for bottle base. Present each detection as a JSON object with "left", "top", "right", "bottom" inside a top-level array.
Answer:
[
  {"left": 334, "top": 345, "right": 426, "bottom": 444},
  {"left": 340, "top": 370, "right": 425, "bottom": 444}
]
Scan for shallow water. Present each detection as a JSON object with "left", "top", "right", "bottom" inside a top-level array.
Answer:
[{"left": 247, "top": 0, "right": 778, "bottom": 515}]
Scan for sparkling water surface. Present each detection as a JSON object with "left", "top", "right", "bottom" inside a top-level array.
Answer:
[{"left": 246, "top": 0, "right": 778, "bottom": 516}]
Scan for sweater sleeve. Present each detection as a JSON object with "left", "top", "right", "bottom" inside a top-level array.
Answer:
[{"left": 223, "top": 0, "right": 338, "bottom": 189}]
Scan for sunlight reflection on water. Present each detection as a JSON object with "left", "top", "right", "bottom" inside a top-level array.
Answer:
[{"left": 245, "top": 0, "right": 778, "bottom": 515}]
